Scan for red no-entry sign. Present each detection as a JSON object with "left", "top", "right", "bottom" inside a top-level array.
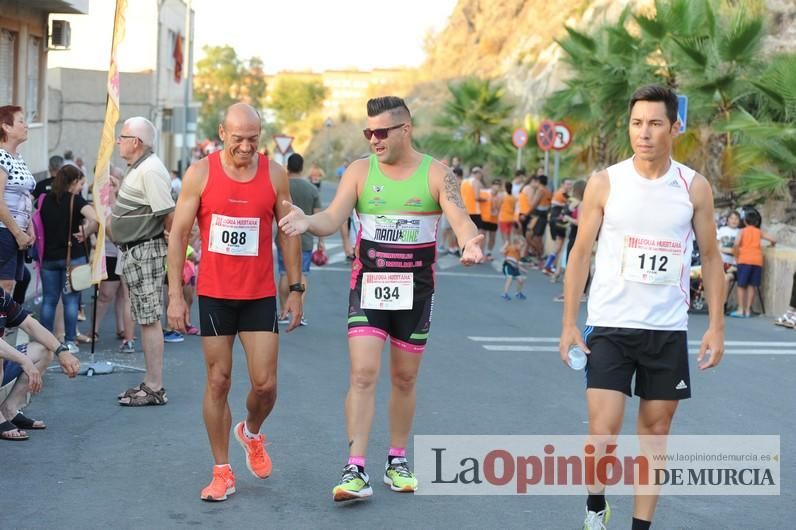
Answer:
[
  {"left": 512, "top": 128, "right": 528, "bottom": 149},
  {"left": 537, "top": 120, "right": 556, "bottom": 152}
]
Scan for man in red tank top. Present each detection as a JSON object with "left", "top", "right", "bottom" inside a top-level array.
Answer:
[{"left": 166, "top": 103, "right": 303, "bottom": 502}]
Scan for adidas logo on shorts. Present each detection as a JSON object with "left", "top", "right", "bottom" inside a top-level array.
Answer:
[{"left": 675, "top": 380, "right": 688, "bottom": 390}]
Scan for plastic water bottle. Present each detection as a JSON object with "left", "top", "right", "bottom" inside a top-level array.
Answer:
[{"left": 567, "top": 346, "right": 587, "bottom": 370}]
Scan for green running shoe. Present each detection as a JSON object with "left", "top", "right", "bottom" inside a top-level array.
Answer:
[
  {"left": 383, "top": 457, "right": 418, "bottom": 492},
  {"left": 332, "top": 464, "right": 373, "bottom": 502},
  {"left": 583, "top": 501, "right": 611, "bottom": 530}
]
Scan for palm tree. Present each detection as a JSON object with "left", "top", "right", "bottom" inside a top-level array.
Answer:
[
  {"left": 545, "top": 12, "right": 659, "bottom": 171},
  {"left": 634, "top": 0, "right": 767, "bottom": 189},
  {"left": 722, "top": 55, "right": 796, "bottom": 215},
  {"left": 420, "top": 78, "right": 515, "bottom": 175}
]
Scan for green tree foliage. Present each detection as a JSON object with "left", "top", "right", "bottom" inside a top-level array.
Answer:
[
  {"left": 544, "top": 0, "right": 781, "bottom": 195},
  {"left": 419, "top": 78, "right": 515, "bottom": 175},
  {"left": 268, "top": 78, "right": 328, "bottom": 127},
  {"left": 721, "top": 55, "right": 796, "bottom": 202},
  {"left": 193, "top": 45, "right": 267, "bottom": 140}
]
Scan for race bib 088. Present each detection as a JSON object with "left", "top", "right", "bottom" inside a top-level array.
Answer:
[
  {"left": 361, "top": 272, "right": 413, "bottom": 310},
  {"left": 621, "top": 235, "right": 683, "bottom": 286},
  {"left": 208, "top": 214, "right": 260, "bottom": 256}
]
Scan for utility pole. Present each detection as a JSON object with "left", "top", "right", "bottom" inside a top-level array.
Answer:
[{"left": 181, "top": 0, "right": 193, "bottom": 173}]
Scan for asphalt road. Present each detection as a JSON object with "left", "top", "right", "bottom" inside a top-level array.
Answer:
[{"left": 1, "top": 181, "right": 793, "bottom": 529}]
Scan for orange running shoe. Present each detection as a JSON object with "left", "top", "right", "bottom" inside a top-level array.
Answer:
[
  {"left": 233, "top": 421, "right": 272, "bottom": 479},
  {"left": 200, "top": 465, "right": 236, "bottom": 502}
]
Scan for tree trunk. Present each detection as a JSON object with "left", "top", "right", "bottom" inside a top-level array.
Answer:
[{"left": 705, "top": 132, "right": 728, "bottom": 191}]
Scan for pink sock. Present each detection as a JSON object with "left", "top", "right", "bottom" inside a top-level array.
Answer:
[
  {"left": 388, "top": 447, "right": 406, "bottom": 458},
  {"left": 348, "top": 456, "right": 366, "bottom": 468}
]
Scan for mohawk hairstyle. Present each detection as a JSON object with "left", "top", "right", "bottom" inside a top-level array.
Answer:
[{"left": 366, "top": 96, "right": 411, "bottom": 120}]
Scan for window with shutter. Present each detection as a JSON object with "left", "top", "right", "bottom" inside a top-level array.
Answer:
[
  {"left": 26, "top": 35, "right": 41, "bottom": 122},
  {"left": 0, "top": 29, "right": 17, "bottom": 105}
]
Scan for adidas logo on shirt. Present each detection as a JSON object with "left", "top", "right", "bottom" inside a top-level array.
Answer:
[
  {"left": 675, "top": 380, "right": 688, "bottom": 390},
  {"left": 669, "top": 180, "right": 680, "bottom": 188}
]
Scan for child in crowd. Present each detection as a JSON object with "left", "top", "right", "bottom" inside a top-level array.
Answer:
[
  {"left": 501, "top": 234, "right": 527, "bottom": 300},
  {"left": 717, "top": 210, "right": 741, "bottom": 310},
  {"left": 730, "top": 210, "right": 776, "bottom": 318}
]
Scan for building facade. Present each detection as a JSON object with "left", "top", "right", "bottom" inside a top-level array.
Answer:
[
  {"left": 47, "top": 0, "right": 196, "bottom": 174},
  {"left": 0, "top": 0, "right": 89, "bottom": 176}
]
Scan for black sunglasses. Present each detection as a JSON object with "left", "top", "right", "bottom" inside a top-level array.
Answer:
[{"left": 363, "top": 123, "right": 406, "bottom": 141}]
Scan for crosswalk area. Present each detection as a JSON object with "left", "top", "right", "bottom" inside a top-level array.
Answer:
[{"left": 467, "top": 336, "right": 796, "bottom": 355}]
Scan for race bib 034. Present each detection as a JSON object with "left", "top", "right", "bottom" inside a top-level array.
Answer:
[{"left": 360, "top": 272, "right": 413, "bottom": 310}]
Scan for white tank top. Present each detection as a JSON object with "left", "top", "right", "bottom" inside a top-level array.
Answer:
[{"left": 586, "top": 157, "right": 695, "bottom": 331}]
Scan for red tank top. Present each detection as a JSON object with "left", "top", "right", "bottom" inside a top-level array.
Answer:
[{"left": 197, "top": 152, "right": 276, "bottom": 299}]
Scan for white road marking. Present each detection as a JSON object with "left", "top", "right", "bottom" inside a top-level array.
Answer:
[{"left": 469, "top": 336, "right": 796, "bottom": 355}]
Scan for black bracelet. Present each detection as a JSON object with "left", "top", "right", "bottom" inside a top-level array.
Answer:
[
  {"left": 53, "top": 343, "right": 68, "bottom": 357},
  {"left": 288, "top": 283, "right": 305, "bottom": 293}
]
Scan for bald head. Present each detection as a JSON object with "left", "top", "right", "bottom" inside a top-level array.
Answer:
[
  {"left": 222, "top": 103, "right": 261, "bottom": 130},
  {"left": 220, "top": 103, "right": 262, "bottom": 167}
]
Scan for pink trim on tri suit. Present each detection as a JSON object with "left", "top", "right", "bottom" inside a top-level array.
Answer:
[
  {"left": 677, "top": 167, "right": 694, "bottom": 307},
  {"left": 381, "top": 242, "right": 437, "bottom": 250},
  {"left": 391, "top": 337, "right": 425, "bottom": 355},
  {"left": 348, "top": 326, "right": 388, "bottom": 341},
  {"left": 350, "top": 224, "right": 364, "bottom": 290}
]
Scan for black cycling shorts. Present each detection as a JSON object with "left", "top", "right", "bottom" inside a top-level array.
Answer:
[{"left": 347, "top": 289, "right": 434, "bottom": 354}]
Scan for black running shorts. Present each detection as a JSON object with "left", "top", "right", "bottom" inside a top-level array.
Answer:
[
  {"left": 531, "top": 210, "right": 548, "bottom": 237},
  {"left": 198, "top": 296, "right": 278, "bottom": 336},
  {"left": 584, "top": 326, "right": 691, "bottom": 400}
]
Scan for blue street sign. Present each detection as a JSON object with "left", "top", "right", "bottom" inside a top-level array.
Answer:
[{"left": 677, "top": 95, "right": 687, "bottom": 133}]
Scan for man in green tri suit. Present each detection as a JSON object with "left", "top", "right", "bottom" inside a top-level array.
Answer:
[{"left": 279, "top": 96, "right": 485, "bottom": 502}]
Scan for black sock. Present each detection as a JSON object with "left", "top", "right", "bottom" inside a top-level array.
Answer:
[
  {"left": 632, "top": 518, "right": 651, "bottom": 530},
  {"left": 387, "top": 454, "right": 403, "bottom": 465},
  {"left": 587, "top": 493, "right": 606, "bottom": 512}
]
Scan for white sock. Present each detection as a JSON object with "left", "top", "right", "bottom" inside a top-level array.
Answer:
[
  {"left": 214, "top": 463, "right": 231, "bottom": 470},
  {"left": 243, "top": 422, "right": 258, "bottom": 440}
]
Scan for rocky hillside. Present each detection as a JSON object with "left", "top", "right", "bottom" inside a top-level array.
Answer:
[{"left": 421, "top": 0, "right": 796, "bottom": 114}]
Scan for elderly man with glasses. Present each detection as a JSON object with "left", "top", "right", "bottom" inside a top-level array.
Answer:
[{"left": 110, "top": 117, "right": 175, "bottom": 407}]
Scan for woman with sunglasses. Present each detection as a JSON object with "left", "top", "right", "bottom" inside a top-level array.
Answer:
[{"left": 279, "top": 96, "right": 485, "bottom": 503}]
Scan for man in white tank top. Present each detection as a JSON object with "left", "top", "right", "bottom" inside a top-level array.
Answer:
[{"left": 559, "top": 85, "right": 725, "bottom": 530}]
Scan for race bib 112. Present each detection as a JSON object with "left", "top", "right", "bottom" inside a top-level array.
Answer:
[{"left": 621, "top": 235, "right": 683, "bottom": 286}]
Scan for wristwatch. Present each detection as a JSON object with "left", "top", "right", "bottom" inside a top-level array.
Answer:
[
  {"left": 288, "top": 283, "right": 305, "bottom": 293},
  {"left": 53, "top": 343, "right": 68, "bottom": 357}
]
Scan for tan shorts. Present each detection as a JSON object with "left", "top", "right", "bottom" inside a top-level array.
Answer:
[{"left": 122, "top": 238, "right": 167, "bottom": 325}]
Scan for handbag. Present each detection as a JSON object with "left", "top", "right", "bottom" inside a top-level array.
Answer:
[{"left": 64, "top": 194, "right": 92, "bottom": 294}]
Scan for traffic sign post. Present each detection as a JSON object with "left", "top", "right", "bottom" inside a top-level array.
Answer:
[
  {"left": 273, "top": 134, "right": 294, "bottom": 166},
  {"left": 677, "top": 95, "right": 687, "bottom": 133},
  {"left": 536, "top": 120, "right": 556, "bottom": 176},
  {"left": 273, "top": 134, "right": 294, "bottom": 155},
  {"left": 512, "top": 128, "right": 528, "bottom": 171},
  {"left": 551, "top": 122, "right": 573, "bottom": 189}
]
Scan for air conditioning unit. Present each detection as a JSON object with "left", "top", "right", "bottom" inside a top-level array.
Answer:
[{"left": 50, "top": 20, "right": 71, "bottom": 49}]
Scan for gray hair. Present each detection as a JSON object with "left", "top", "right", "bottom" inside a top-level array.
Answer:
[{"left": 124, "top": 116, "right": 157, "bottom": 148}]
